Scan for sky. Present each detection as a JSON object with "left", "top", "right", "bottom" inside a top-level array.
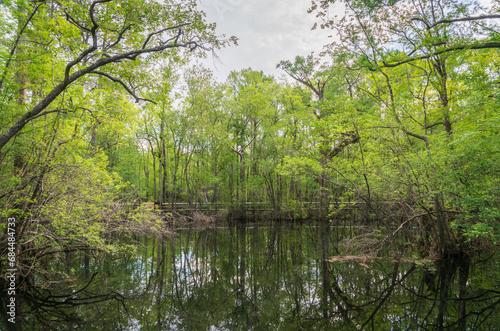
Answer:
[{"left": 198, "top": 0, "right": 336, "bottom": 81}]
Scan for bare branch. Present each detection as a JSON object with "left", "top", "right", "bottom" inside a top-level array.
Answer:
[
  {"left": 243, "top": 136, "right": 256, "bottom": 150},
  {"left": 106, "top": 24, "right": 132, "bottom": 50},
  {"left": 425, "top": 121, "right": 444, "bottom": 129},
  {"left": 428, "top": 14, "right": 500, "bottom": 30},
  {"left": 89, "top": 71, "right": 157, "bottom": 104},
  {"left": 27, "top": 109, "right": 70, "bottom": 121},
  {"left": 410, "top": 17, "right": 431, "bottom": 29},
  {"left": 377, "top": 41, "right": 500, "bottom": 69},
  {"left": 227, "top": 136, "right": 255, "bottom": 156},
  {"left": 64, "top": 10, "right": 91, "bottom": 33},
  {"left": 142, "top": 23, "right": 190, "bottom": 49},
  {"left": 392, "top": 212, "right": 435, "bottom": 237},
  {"left": 401, "top": 127, "right": 428, "bottom": 142},
  {"left": 227, "top": 142, "right": 240, "bottom": 155}
]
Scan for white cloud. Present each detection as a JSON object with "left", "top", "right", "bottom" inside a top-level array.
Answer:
[{"left": 199, "top": 0, "right": 335, "bottom": 80}]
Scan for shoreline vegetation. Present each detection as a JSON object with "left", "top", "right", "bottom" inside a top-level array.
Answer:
[{"left": 141, "top": 201, "right": 497, "bottom": 263}]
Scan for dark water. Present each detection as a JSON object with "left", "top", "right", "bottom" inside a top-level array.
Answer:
[{"left": 14, "top": 224, "right": 500, "bottom": 330}]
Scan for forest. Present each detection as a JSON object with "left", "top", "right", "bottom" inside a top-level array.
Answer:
[{"left": 0, "top": 0, "right": 499, "bottom": 329}]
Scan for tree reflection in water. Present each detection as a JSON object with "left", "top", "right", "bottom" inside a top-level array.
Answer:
[{"left": 11, "top": 224, "right": 500, "bottom": 330}]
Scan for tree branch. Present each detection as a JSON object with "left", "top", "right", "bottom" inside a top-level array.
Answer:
[
  {"left": 0, "top": 9, "right": 203, "bottom": 152},
  {"left": 428, "top": 14, "right": 500, "bottom": 30},
  {"left": 26, "top": 109, "right": 70, "bottom": 121},
  {"left": 89, "top": 0, "right": 112, "bottom": 29},
  {"left": 89, "top": 71, "right": 156, "bottom": 104},
  {"left": 327, "top": 132, "right": 360, "bottom": 159},
  {"left": 106, "top": 24, "right": 132, "bottom": 50},
  {"left": 142, "top": 23, "right": 190, "bottom": 49},
  {"left": 63, "top": 1, "right": 108, "bottom": 83},
  {"left": 64, "top": 10, "right": 91, "bottom": 33},
  {"left": 425, "top": 121, "right": 444, "bottom": 129},
  {"left": 410, "top": 17, "right": 431, "bottom": 29},
  {"left": 379, "top": 69, "right": 429, "bottom": 143},
  {"left": 379, "top": 41, "right": 500, "bottom": 69}
]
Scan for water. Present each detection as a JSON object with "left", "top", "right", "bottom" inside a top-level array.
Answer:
[{"left": 14, "top": 224, "right": 500, "bottom": 330}]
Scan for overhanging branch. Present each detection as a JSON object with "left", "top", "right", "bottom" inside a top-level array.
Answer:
[
  {"left": 0, "top": 3, "right": 206, "bottom": 152},
  {"left": 142, "top": 23, "right": 190, "bottom": 49},
  {"left": 380, "top": 42, "right": 500, "bottom": 69},
  {"left": 428, "top": 14, "right": 500, "bottom": 30},
  {"left": 90, "top": 71, "right": 156, "bottom": 104}
]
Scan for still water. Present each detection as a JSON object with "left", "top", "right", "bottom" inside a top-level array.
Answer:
[{"left": 21, "top": 224, "right": 500, "bottom": 330}]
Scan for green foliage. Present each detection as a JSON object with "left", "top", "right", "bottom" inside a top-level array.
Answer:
[
  {"left": 0, "top": 0, "right": 232, "bottom": 297},
  {"left": 1, "top": 0, "right": 500, "bottom": 307}
]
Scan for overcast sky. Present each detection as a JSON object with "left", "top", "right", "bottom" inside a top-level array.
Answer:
[{"left": 198, "top": 0, "right": 335, "bottom": 81}]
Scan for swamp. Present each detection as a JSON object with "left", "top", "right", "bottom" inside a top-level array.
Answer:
[
  {"left": 6, "top": 224, "right": 500, "bottom": 330},
  {"left": 1, "top": 0, "right": 500, "bottom": 330}
]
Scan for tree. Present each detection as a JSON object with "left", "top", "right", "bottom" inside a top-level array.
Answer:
[
  {"left": 0, "top": 0, "right": 236, "bottom": 319},
  {"left": 0, "top": 0, "right": 235, "bottom": 153},
  {"left": 278, "top": 54, "right": 361, "bottom": 218},
  {"left": 307, "top": 0, "right": 500, "bottom": 254}
]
